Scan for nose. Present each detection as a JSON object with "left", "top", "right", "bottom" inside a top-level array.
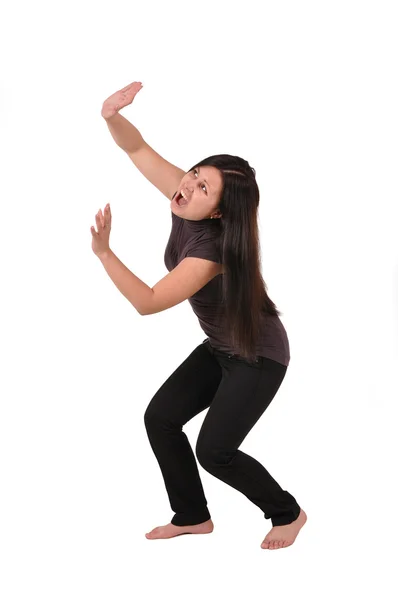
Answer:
[
  {"left": 186, "top": 182, "right": 201, "bottom": 195},
  {"left": 183, "top": 185, "right": 195, "bottom": 198}
]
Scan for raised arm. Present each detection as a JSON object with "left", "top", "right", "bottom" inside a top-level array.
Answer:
[{"left": 102, "top": 81, "right": 186, "bottom": 201}]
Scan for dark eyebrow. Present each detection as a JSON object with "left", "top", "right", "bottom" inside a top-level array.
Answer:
[{"left": 197, "top": 166, "right": 210, "bottom": 191}]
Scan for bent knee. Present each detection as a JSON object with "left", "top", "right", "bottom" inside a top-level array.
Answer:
[
  {"left": 143, "top": 405, "right": 163, "bottom": 428},
  {"left": 144, "top": 405, "right": 180, "bottom": 432},
  {"left": 196, "top": 441, "right": 236, "bottom": 468}
]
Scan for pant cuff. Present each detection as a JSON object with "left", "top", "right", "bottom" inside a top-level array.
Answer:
[
  {"left": 270, "top": 504, "right": 301, "bottom": 527},
  {"left": 171, "top": 507, "right": 211, "bottom": 526}
]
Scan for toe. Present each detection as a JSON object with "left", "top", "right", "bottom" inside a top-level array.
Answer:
[{"left": 146, "top": 526, "right": 160, "bottom": 538}]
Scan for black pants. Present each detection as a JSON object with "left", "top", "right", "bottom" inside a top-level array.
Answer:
[{"left": 144, "top": 339, "right": 301, "bottom": 527}]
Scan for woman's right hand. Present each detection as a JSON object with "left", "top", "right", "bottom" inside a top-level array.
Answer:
[{"left": 101, "top": 81, "right": 143, "bottom": 120}]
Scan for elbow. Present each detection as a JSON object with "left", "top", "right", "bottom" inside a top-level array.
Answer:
[
  {"left": 139, "top": 303, "right": 152, "bottom": 317},
  {"left": 139, "top": 289, "right": 154, "bottom": 316},
  {"left": 137, "top": 305, "right": 149, "bottom": 316},
  {"left": 134, "top": 289, "right": 154, "bottom": 316},
  {"left": 132, "top": 303, "right": 148, "bottom": 316}
]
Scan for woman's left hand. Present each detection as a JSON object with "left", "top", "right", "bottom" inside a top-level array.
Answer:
[{"left": 91, "top": 203, "right": 112, "bottom": 257}]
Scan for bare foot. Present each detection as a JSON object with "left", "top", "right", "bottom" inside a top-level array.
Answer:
[
  {"left": 261, "top": 508, "right": 307, "bottom": 550},
  {"left": 145, "top": 519, "right": 214, "bottom": 540}
]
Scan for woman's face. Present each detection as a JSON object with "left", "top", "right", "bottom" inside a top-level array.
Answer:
[{"left": 171, "top": 166, "right": 224, "bottom": 221}]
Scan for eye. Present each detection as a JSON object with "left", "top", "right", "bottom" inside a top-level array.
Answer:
[{"left": 193, "top": 168, "right": 207, "bottom": 194}]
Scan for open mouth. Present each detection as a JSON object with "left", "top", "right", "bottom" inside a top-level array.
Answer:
[{"left": 174, "top": 192, "right": 190, "bottom": 206}]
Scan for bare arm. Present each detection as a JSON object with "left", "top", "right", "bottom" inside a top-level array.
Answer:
[
  {"left": 102, "top": 82, "right": 186, "bottom": 201},
  {"left": 97, "top": 249, "right": 153, "bottom": 315},
  {"left": 126, "top": 143, "right": 186, "bottom": 201},
  {"left": 104, "top": 112, "right": 145, "bottom": 154},
  {"left": 97, "top": 249, "right": 222, "bottom": 316}
]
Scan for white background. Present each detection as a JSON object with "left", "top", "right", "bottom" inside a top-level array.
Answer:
[{"left": 1, "top": 0, "right": 397, "bottom": 598}]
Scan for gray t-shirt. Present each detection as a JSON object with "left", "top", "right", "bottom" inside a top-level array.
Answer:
[{"left": 164, "top": 206, "right": 290, "bottom": 366}]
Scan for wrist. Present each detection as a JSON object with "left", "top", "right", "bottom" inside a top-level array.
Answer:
[{"left": 97, "top": 249, "right": 112, "bottom": 261}]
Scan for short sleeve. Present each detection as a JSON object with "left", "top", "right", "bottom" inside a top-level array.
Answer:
[{"left": 185, "top": 238, "right": 222, "bottom": 264}]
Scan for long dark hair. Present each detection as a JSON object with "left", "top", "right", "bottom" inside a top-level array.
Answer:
[{"left": 187, "top": 154, "right": 282, "bottom": 363}]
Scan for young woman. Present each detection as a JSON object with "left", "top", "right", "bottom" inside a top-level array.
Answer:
[{"left": 94, "top": 81, "right": 307, "bottom": 550}]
